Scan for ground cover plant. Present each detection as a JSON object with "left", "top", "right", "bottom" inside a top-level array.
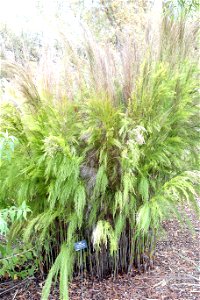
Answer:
[{"left": 0, "top": 3, "right": 199, "bottom": 300}]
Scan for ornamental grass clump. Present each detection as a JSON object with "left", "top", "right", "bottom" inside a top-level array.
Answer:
[{"left": 0, "top": 9, "right": 199, "bottom": 300}]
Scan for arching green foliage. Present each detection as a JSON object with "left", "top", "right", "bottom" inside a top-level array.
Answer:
[{"left": 0, "top": 12, "right": 199, "bottom": 300}]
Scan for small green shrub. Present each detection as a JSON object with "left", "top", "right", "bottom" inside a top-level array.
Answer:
[{"left": 0, "top": 245, "right": 37, "bottom": 280}]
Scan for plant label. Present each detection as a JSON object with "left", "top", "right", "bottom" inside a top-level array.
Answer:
[{"left": 74, "top": 240, "right": 87, "bottom": 251}]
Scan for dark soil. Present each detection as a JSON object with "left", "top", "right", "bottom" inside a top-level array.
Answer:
[{"left": 0, "top": 207, "right": 199, "bottom": 300}]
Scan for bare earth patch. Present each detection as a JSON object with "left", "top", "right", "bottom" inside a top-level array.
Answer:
[{"left": 0, "top": 207, "right": 199, "bottom": 300}]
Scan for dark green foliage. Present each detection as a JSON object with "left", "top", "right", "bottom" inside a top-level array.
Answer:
[{"left": 0, "top": 245, "right": 37, "bottom": 280}]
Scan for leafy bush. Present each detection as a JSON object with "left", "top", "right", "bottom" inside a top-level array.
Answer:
[
  {"left": 0, "top": 9, "right": 199, "bottom": 300},
  {"left": 0, "top": 245, "right": 37, "bottom": 280}
]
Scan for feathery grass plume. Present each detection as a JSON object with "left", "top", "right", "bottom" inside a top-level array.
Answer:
[{"left": 0, "top": 5, "right": 199, "bottom": 300}]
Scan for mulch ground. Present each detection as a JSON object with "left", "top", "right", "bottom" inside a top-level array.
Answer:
[{"left": 0, "top": 207, "right": 199, "bottom": 300}]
